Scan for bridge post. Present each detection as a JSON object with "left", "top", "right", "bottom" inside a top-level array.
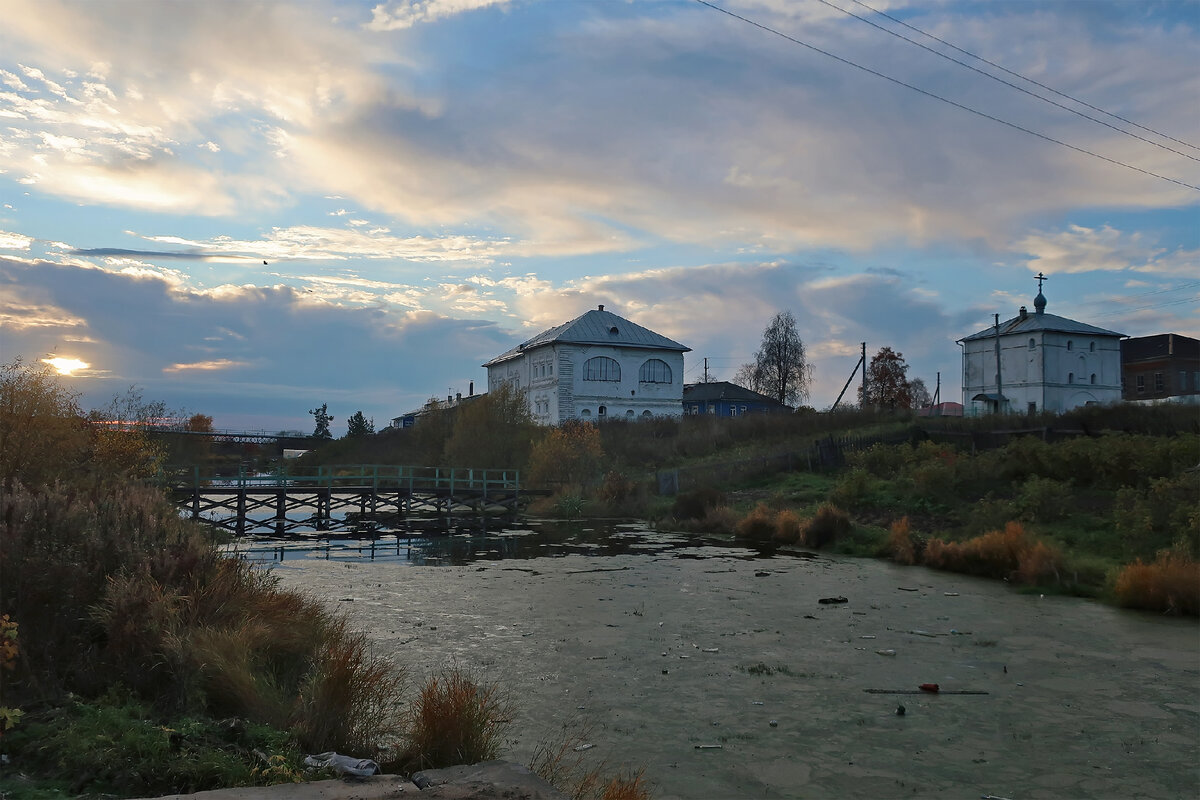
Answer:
[
  {"left": 275, "top": 488, "right": 286, "bottom": 537},
  {"left": 236, "top": 488, "right": 246, "bottom": 537}
]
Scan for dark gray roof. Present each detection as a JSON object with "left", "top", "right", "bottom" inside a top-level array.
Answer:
[
  {"left": 959, "top": 311, "right": 1122, "bottom": 343},
  {"left": 682, "top": 381, "right": 788, "bottom": 408},
  {"left": 484, "top": 307, "right": 690, "bottom": 367}
]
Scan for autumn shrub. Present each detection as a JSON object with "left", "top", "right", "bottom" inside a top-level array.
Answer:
[
  {"left": 529, "top": 717, "right": 650, "bottom": 800},
  {"left": 528, "top": 421, "right": 606, "bottom": 487},
  {"left": 887, "top": 517, "right": 916, "bottom": 565},
  {"left": 922, "top": 522, "right": 1063, "bottom": 585},
  {"left": 735, "top": 503, "right": 776, "bottom": 540},
  {"left": 772, "top": 509, "right": 803, "bottom": 544},
  {"left": 801, "top": 504, "right": 851, "bottom": 548},
  {"left": 1113, "top": 551, "right": 1200, "bottom": 616},
  {"left": 398, "top": 668, "right": 511, "bottom": 772}
]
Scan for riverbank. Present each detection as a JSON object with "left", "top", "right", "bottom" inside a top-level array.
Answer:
[{"left": 267, "top": 523, "right": 1200, "bottom": 800}]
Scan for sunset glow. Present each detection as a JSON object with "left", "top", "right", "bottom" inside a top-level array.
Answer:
[{"left": 42, "top": 357, "right": 89, "bottom": 376}]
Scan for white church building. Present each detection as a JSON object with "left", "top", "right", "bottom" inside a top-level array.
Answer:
[
  {"left": 484, "top": 305, "right": 690, "bottom": 425},
  {"left": 958, "top": 276, "right": 1123, "bottom": 415}
]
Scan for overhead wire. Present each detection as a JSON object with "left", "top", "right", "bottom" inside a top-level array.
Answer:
[
  {"left": 812, "top": 0, "right": 1199, "bottom": 163},
  {"left": 844, "top": 0, "right": 1200, "bottom": 153},
  {"left": 691, "top": 0, "right": 1200, "bottom": 192}
]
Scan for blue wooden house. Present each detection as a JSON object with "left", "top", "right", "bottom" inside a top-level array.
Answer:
[{"left": 682, "top": 381, "right": 791, "bottom": 416}]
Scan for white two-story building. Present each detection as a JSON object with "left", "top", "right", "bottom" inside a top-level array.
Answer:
[
  {"left": 484, "top": 305, "right": 690, "bottom": 425},
  {"left": 958, "top": 282, "right": 1123, "bottom": 415}
]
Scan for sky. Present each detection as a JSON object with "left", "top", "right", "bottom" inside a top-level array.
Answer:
[{"left": 1, "top": 0, "right": 1196, "bottom": 434}]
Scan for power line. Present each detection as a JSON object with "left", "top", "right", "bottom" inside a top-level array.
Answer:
[
  {"left": 845, "top": 0, "right": 1200, "bottom": 153},
  {"left": 813, "top": 0, "right": 1199, "bottom": 163},
  {"left": 691, "top": 0, "right": 1200, "bottom": 192}
]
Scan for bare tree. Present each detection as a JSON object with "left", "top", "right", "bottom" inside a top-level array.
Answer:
[
  {"left": 738, "top": 311, "right": 813, "bottom": 406},
  {"left": 908, "top": 377, "right": 933, "bottom": 408}
]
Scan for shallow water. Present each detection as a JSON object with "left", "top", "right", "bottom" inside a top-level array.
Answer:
[{"left": 255, "top": 520, "right": 1200, "bottom": 800}]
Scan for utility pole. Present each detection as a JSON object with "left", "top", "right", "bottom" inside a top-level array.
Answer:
[
  {"left": 703, "top": 357, "right": 709, "bottom": 383},
  {"left": 994, "top": 314, "right": 1003, "bottom": 414},
  {"left": 861, "top": 342, "right": 868, "bottom": 408}
]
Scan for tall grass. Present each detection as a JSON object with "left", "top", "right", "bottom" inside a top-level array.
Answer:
[
  {"left": 398, "top": 667, "right": 511, "bottom": 772},
  {"left": 1113, "top": 552, "right": 1200, "bottom": 615}
]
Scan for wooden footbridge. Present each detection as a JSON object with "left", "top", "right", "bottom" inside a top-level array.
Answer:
[{"left": 163, "top": 465, "right": 522, "bottom": 537}]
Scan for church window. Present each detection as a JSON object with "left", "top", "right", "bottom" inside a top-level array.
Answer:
[
  {"left": 1028, "top": 338, "right": 1036, "bottom": 350},
  {"left": 1068, "top": 373, "right": 1074, "bottom": 384},
  {"left": 1090, "top": 374, "right": 1096, "bottom": 385},
  {"left": 1067, "top": 341, "right": 1074, "bottom": 351}
]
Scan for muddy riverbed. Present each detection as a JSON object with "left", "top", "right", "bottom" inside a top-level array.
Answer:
[{"left": 247, "top": 522, "right": 1199, "bottom": 799}]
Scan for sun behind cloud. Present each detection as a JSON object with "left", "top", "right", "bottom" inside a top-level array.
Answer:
[{"left": 42, "top": 356, "right": 89, "bottom": 376}]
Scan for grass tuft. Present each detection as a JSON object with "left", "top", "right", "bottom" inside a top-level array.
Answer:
[{"left": 398, "top": 667, "right": 510, "bottom": 772}]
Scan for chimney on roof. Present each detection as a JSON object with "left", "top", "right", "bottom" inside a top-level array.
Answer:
[
  {"left": 469, "top": 381, "right": 474, "bottom": 396},
  {"left": 1019, "top": 306, "right": 1027, "bottom": 319},
  {"left": 456, "top": 392, "right": 461, "bottom": 402},
  {"left": 598, "top": 304, "right": 604, "bottom": 311}
]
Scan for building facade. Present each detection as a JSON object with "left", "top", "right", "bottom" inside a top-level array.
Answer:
[
  {"left": 484, "top": 305, "right": 690, "bottom": 425},
  {"left": 682, "top": 381, "right": 790, "bottom": 416},
  {"left": 1121, "top": 333, "right": 1200, "bottom": 404},
  {"left": 958, "top": 282, "right": 1123, "bottom": 415}
]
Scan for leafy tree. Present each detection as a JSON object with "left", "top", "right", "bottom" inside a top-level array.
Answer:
[
  {"left": 527, "top": 420, "right": 605, "bottom": 487},
  {"left": 736, "top": 311, "right": 812, "bottom": 406},
  {"left": 345, "top": 411, "right": 375, "bottom": 438},
  {"left": 859, "top": 346, "right": 913, "bottom": 410},
  {"left": 310, "top": 404, "right": 334, "bottom": 440},
  {"left": 0, "top": 358, "right": 88, "bottom": 488},
  {"left": 442, "top": 383, "right": 534, "bottom": 468}
]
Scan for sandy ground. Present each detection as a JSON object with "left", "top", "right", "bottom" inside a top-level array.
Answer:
[{"left": 263, "top": 529, "right": 1200, "bottom": 800}]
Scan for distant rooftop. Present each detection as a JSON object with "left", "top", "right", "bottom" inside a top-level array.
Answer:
[{"left": 959, "top": 282, "right": 1122, "bottom": 342}]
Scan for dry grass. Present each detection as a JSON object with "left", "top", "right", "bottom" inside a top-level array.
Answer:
[
  {"left": 528, "top": 718, "right": 651, "bottom": 800},
  {"left": 801, "top": 504, "right": 851, "bottom": 548},
  {"left": 922, "top": 521, "right": 1063, "bottom": 585},
  {"left": 599, "top": 769, "right": 651, "bottom": 800},
  {"left": 1114, "top": 551, "right": 1200, "bottom": 615},
  {"left": 399, "top": 667, "right": 511, "bottom": 772},
  {"left": 772, "top": 509, "right": 803, "bottom": 544},
  {"left": 735, "top": 503, "right": 776, "bottom": 540},
  {"left": 887, "top": 517, "right": 916, "bottom": 565}
]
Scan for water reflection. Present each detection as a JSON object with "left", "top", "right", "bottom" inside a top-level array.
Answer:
[{"left": 228, "top": 518, "right": 788, "bottom": 567}]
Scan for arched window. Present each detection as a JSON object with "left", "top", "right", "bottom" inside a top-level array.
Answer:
[
  {"left": 598, "top": 405, "right": 607, "bottom": 418},
  {"left": 639, "top": 358, "right": 672, "bottom": 383},
  {"left": 641, "top": 410, "right": 653, "bottom": 419},
  {"left": 1089, "top": 342, "right": 1096, "bottom": 352},
  {"left": 1090, "top": 373, "right": 1096, "bottom": 385},
  {"left": 1068, "top": 373, "right": 1074, "bottom": 384},
  {"left": 580, "top": 409, "right": 592, "bottom": 419},
  {"left": 1067, "top": 340, "right": 1074, "bottom": 351},
  {"left": 583, "top": 357, "right": 621, "bottom": 382},
  {"left": 625, "top": 410, "right": 635, "bottom": 420},
  {"left": 1028, "top": 338, "right": 1036, "bottom": 350}
]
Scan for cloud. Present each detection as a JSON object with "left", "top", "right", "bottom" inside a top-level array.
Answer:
[
  {"left": 367, "top": 0, "right": 512, "bottom": 31},
  {"left": 1016, "top": 224, "right": 1200, "bottom": 276},
  {"left": 163, "top": 358, "right": 251, "bottom": 373},
  {"left": 0, "top": 230, "right": 32, "bottom": 250}
]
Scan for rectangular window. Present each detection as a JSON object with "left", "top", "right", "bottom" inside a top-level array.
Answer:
[
  {"left": 1154, "top": 372, "right": 1164, "bottom": 392},
  {"left": 1136, "top": 375, "right": 1145, "bottom": 393},
  {"left": 1181, "top": 371, "right": 1188, "bottom": 392}
]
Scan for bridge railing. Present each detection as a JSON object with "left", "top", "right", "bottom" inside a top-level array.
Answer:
[{"left": 160, "top": 464, "right": 520, "bottom": 494}]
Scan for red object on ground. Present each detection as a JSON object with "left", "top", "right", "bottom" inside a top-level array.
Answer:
[{"left": 919, "top": 683, "right": 940, "bottom": 693}]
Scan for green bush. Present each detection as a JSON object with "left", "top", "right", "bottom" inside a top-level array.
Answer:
[{"left": 1016, "top": 475, "right": 1073, "bottom": 522}]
